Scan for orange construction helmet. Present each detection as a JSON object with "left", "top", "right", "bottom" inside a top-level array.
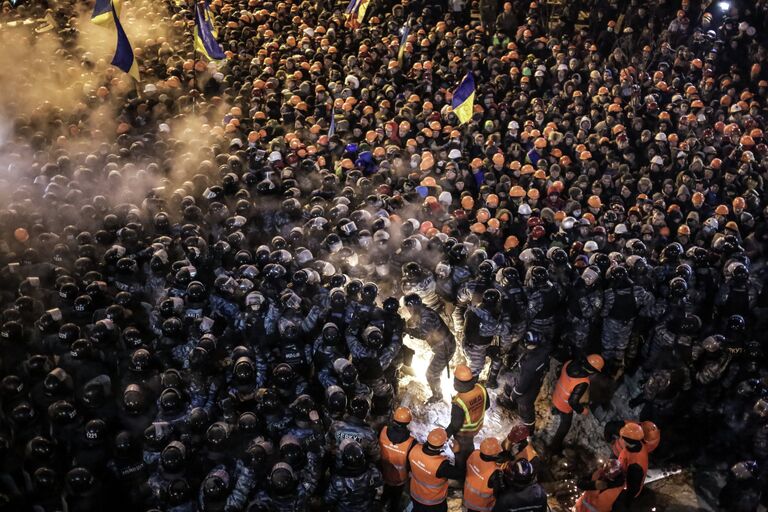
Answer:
[
  {"left": 504, "top": 236, "right": 520, "bottom": 251},
  {"left": 480, "top": 438, "right": 502, "bottom": 457},
  {"left": 427, "top": 428, "right": 448, "bottom": 447},
  {"left": 393, "top": 406, "right": 412, "bottom": 424},
  {"left": 454, "top": 364, "right": 474, "bottom": 382},
  {"left": 509, "top": 186, "right": 526, "bottom": 198},
  {"left": 586, "top": 354, "right": 604, "bottom": 372},
  {"left": 641, "top": 421, "right": 660, "bottom": 443},
  {"left": 14, "top": 228, "right": 29, "bottom": 242},
  {"left": 619, "top": 422, "right": 645, "bottom": 441}
]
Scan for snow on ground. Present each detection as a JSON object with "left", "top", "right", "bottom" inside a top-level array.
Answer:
[
  {"left": 393, "top": 338, "right": 721, "bottom": 511},
  {"left": 397, "top": 335, "right": 519, "bottom": 454}
]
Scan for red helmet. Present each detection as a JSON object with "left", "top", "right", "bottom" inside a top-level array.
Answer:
[{"left": 506, "top": 424, "right": 530, "bottom": 444}]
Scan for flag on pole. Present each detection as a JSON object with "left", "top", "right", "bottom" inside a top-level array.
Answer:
[
  {"left": 356, "top": 0, "right": 370, "bottom": 23},
  {"left": 91, "top": 0, "right": 121, "bottom": 26},
  {"left": 203, "top": 0, "right": 218, "bottom": 37},
  {"left": 110, "top": 3, "right": 140, "bottom": 81},
  {"left": 345, "top": 0, "right": 362, "bottom": 17},
  {"left": 451, "top": 72, "right": 476, "bottom": 125},
  {"left": 344, "top": 0, "right": 368, "bottom": 27},
  {"left": 194, "top": 1, "right": 225, "bottom": 61},
  {"left": 397, "top": 23, "right": 410, "bottom": 64}
]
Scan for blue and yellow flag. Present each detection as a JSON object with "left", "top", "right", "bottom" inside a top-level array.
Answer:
[
  {"left": 91, "top": 0, "right": 121, "bottom": 26},
  {"left": 397, "top": 23, "right": 410, "bottom": 64},
  {"left": 194, "top": 1, "right": 224, "bottom": 61},
  {"left": 110, "top": 3, "right": 140, "bottom": 81},
  {"left": 203, "top": 0, "right": 218, "bottom": 37},
  {"left": 344, "top": 0, "right": 368, "bottom": 26},
  {"left": 357, "top": 0, "right": 370, "bottom": 23},
  {"left": 451, "top": 72, "right": 475, "bottom": 125},
  {"left": 345, "top": 0, "right": 361, "bottom": 16}
]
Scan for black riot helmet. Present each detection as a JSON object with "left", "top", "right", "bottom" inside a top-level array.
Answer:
[
  {"left": 160, "top": 443, "right": 186, "bottom": 473},
  {"left": 84, "top": 419, "right": 106, "bottom": 445},
  {"left": 341, "top": 440, "right": 366, "bottom": 470},
  {"left": 669, "top": 277, "right": 688, "bottom": 297},
  {"left": 361, "top": 282, "right": 378, "bottom": 304},
  {"left": 349, "top": 396, "right": 371, "bottom": 420},
  {"left": 66, "top": 467, "right": 95, "bottom": 495},
  {"left": 383, "top": 297, "right": 399, "bottom": 314},
  {"left": 159, "top": 388, "right": 183, "bottom": 414},
  {"left": 186, "top": 281, "right": 206, "bottom": 302},
  {"left": 529, "top": 266, "right": 549, "bottom": 286},
  {"left": 202, "top": 475, "right": 227, "bottom": 501},
  {"left": 481, "top": 288, "right": 502, "bottom": 309},
  {"left": 58, "top": 323, "right": 80, "bottom": 345},
  {"left": 272, "top": 363, "right": 295, "bottom": 388},
  {"left": 363, "top": 326, "right": 384, "bottom": 348},
  {"left": 234, "top": 357, "right": 255, "bottom": 382},
  {"left": 477, "top": 260, "right": 496, "bottom": 280},
  {"left": 269, "top": 463, "right": 297, "bottom": 495}
]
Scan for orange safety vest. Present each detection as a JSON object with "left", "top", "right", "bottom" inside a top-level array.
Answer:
[
  {"left": 575, "top": 485, "right": 623, "bottom": 512},
  {"left": 619, "top": 446, "right": 649, "bottom": 497},
  {"left": 379, "top": 426, "right": 415, "bottom": 487},
  {"left": 463, "top": 450, "right": 501, "bottom": 512},
  {"left": 552, "top": 361, "right": 590, "bottom": 414},
  {"left": 408, "top": 444, "right": 449, "bottom": 506},
  {"left": 453, "top": 384, "right": 488, "bottom": 433}
]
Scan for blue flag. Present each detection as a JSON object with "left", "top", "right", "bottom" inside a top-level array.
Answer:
[
  {"left": 328, "top": 113, "right": 336, "bottom": 138},
  {"left": 110, "top": 3, "right": 139, "bottom": 81},
  {"left": 195, "top": 1, "right": 224, "bottom": 61},
  {"left": 345, "top": 0, "right": 361, "bottom": 15},
  {"left": 92, "top": 0, "right": 121, "bottom": 26},
  {"left": 398, "top": 23, "right": 410, "bottom": 64}
]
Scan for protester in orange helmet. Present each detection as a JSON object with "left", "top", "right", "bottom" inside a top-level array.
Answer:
[
  {"left": 446, "top": 364, "right": 489, "bottom": 469},
  {"left": 379, "top": 407, "right": 416, "bottom": 512},
  {"left": 604, "top": 419, "right": 661, "bottom": 457},
  {"left": 575, "top": 459, "right": 625, "bottom": 512},
  {"left": 549, "top": 354, "right": 604, "bottom": 453},
  {"left": 407, "top": 428, "right": 463, "bottom": 511},
  {"left": 501, "top": 424, "right": 541, "bottom": 475},
  {"left": 463, "top": 437, "right": 504, "bottom": 512}
]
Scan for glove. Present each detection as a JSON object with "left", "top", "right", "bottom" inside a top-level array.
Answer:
[
  {"left": 450, "top": 439, "right": 461, "bottom": 454},
  {"left": 486, "top": 345, "right": 501, "bottom": 358}
]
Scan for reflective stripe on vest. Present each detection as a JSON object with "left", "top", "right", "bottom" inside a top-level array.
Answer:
[
  {"left": 463, "top": 451, "right": 498, "bottom": 512},
  {"left": 379, "top": 426, "right": 415, "bottom": 486},
  {"left": 454, "top": 384, "right": 487, "bottom": 432}
]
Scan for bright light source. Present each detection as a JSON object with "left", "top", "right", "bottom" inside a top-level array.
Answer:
[{"left": 718, "top": 1, "right": 730, "bottom": 11}]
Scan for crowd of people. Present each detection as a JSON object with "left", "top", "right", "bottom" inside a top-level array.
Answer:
[{"left": 0, "top": 0, "right": 767, "bottom": 510}]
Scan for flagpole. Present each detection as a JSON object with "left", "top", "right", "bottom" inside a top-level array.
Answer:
[{"left": 192, "top": 0, "right": 197, "bottom": 115}]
